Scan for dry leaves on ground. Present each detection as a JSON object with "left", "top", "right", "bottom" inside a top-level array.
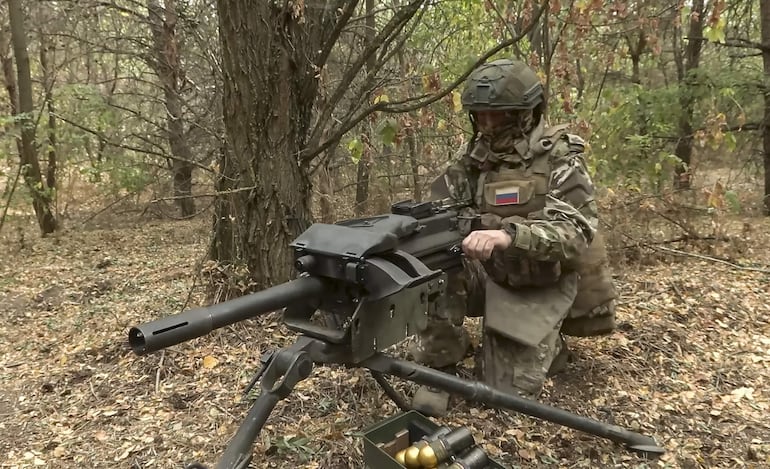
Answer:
[{"left": 1, "top": 215, "right": 769, "bottom": 468}]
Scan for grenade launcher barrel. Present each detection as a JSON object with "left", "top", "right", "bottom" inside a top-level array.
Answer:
[{"left": 128, "top": 276, "right": 325, "bottom": 355}]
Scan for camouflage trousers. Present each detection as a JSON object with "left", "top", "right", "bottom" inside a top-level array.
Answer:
[{"left": 409, "top": 260, "right": 568, "bottom": 398}]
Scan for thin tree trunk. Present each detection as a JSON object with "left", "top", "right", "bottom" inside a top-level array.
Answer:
[
  {"left": 7, "top": 0, "right": 57, "bottom": 234},
  {"left": 148, "top": 0, "right": 196, "bottom": 217},
  {"left": 626, "top": 31, "right": 646, "bottom": 85},
  {"left": 406, "top": 127, "right": 421, "bottom": 202},
  {"left": 354, "top": 144, "right": 372, "bottom": 216},
  {"left": 673, "top": 0, "right": 706, "bottom": 189},
  {"left": 40, "top": 36, "right": 57, "bottom": 197},
  {"left": 1, "top": 31, "right": 23, "bottom": 160},
  {"left": 540, "top": 6, "right": 551, "bottom": 107},
  {"left": 762, "top": 0, "right": 770, "bottom": 215},
  {"left": 317, "top": 157, "right": 336, "bottom": 224},
  {"left": 396, "top": 48, "right": 421, "bottom": 202},
  {"left": 354, "top": 0, "right": 376, "bottom": 217}
]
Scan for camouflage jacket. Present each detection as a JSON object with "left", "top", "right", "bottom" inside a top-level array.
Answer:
[{"left": 441, "top": 123, "right": 599, "bottom": 286}]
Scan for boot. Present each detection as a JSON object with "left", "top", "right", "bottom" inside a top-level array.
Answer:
[
  {"left": 411, "top": 386, "right": 451, "bottom": 417},
  {"left": 411, "top": 366, "right": 457, "bottom": 417}
]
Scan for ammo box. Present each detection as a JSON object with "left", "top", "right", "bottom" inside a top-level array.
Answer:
[{"left": 361, "top": 410, "right": 508, "bottom": 468}]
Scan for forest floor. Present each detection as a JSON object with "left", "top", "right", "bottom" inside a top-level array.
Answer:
[{"left": 1, "top": 198, "right": 769, "bottom": 469}]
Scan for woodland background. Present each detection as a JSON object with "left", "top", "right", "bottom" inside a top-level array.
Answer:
[{"left": 1, "top": 1, "right": 769, "bottom": 468}]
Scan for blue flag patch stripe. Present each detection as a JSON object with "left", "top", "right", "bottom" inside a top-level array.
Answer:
[{"left": 494, "top": 187, "right": 520, "bottom": 205}]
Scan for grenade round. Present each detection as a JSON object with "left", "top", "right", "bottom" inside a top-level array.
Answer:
[
  {"left": 408, "top": 426, "right": 453, "bottom": 463},
  {"left": 403, "top": 445, "right": 422, "bottom": 468},
  {"left": 417, "top": 427, "right": 475, "bottom": 468},
  {"left": 394, "top": 449, "right": 406, "bottom": 465}
]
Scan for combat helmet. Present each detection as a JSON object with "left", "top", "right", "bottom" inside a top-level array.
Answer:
[{"left": 461, "top": 59, "right": 544, "bottom": 112}]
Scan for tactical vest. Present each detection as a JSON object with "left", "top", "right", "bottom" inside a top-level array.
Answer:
[{"left": 471, "top": 124, "right": 617, "bottom": 336}]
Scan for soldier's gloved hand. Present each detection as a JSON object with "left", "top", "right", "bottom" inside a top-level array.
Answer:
[{"left": 462, "top": 229, "right": 513, "bottom": 260}]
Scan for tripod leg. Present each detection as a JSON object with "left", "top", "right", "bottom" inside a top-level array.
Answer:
[
  {"left": 215, "top": 345, "right": 314, "bottom": 469},
  {"left": 363, "top": 354, "right": 665, "bottom": 458},
  {"left": 370, "top": 370, "right": 410, "bottom": 411}
]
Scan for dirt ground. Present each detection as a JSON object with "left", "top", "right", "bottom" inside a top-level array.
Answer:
[{"left": 1, "top": 205, "right": 769, "bottom": 469}]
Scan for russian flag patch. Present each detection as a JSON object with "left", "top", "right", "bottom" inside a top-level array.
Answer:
[{"left": 494, "top": 186, "right": 520, "bottom": 205}]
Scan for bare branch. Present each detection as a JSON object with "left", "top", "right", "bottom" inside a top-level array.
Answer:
[
  {"left": 651, "top": 246, "right": 770, "bottom": 274},
  {"left": 53, "top": 112, "right": 215, "bottom": 173},
  {"left": 301, "top": 0, "right": 548, "bottom": 163},
  {"left": 315, "top": 0, "right": 360, "bottom": 71},
  {"left": 306, "top": 0, "right": 424, "bottom": 156},
  {"left": 718, "top": 37, "right": 770, "bottom": 52}
]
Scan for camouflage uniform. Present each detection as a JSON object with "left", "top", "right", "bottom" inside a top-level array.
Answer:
[{"left": 411, "top": 59, "right": 616, "bottom": 400}]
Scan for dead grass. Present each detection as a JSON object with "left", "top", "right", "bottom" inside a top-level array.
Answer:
[{"left": 0, "top": 204, "right": 769, "bottom": 469}]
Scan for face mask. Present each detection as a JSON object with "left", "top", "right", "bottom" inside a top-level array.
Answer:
[{"left": 476, "top": 110, "right": 534, "bottom": 152}]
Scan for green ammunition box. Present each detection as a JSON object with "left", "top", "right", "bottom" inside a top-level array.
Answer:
[{"left": 362, "top": 410, "right": 508, "bottom": 468}]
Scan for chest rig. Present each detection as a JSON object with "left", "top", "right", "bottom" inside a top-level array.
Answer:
[
  {"left": 469, "top": 121, "right": 567, "bottom": 228},
  {"left": 465, "top": 123, "right": 568, "bottom": 290}
]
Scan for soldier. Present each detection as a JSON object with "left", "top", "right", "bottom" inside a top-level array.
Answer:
[{"left": 410, "top": 58, "right": 618, "bottom": 416}]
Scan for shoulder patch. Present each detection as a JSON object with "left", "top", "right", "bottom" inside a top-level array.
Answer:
[
  {"left": 531, "top": 124, "right": 569, "bottom": 157},
  {"left": 542, "top": 123, "right": 570, "bottom": 140},
  {"left": 566, "top": 134, "right": 585, "bottom": 145},
  {"left": 564, "top": 133, "right": 586, "bottom": 153}
]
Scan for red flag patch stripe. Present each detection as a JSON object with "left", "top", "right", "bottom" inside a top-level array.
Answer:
[{"left": 494, "top": 187, "right": 520, "bottom": 205}]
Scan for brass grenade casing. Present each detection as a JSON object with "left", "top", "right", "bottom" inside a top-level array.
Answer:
[
  {"left": 395, "top": 426, "right": 454, "bottom": 468},
  {"left": 403, "top": 445, "right": 421, "bottom": 468}
]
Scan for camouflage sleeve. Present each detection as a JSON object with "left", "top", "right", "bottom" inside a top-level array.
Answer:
[{"left": 502, "top": 135, "right": 598, "bottom": 262}]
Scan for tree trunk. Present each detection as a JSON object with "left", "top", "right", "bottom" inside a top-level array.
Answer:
[
  {"left": 7, "top": 0, "right": 57, "bottom": 234},
  {"left": 148, "top": 0, "right": 196, "bottom": 218},
  {"left": 1, "top": 31, "right": 23, "bottom": 160},
  {"left": 40, "top": 35, "right": 57, "bottom": 196},
  {"left": 539, "top": 7, "right": 552, "bottom": 107},
  {"left": 673, "top": 0, "right": 706, "bottom": 189},
  {"left": 212, "top": 1, "right": 328, "bottom": 292},
  {"left": 626, "top": 31, "right": 646, "bottom": 85},
  {"left": 396, "top": 48, "right": 420, "bottom": 202},
  {"left": 406, "top": 126, "right": 421, "bottom": 202},
  {"left": 354, "top": 145, "right": 372, "bottom": 216},
  {"left": 211, "top": 0, "right": 424, "bottom": 292},
  {"left": 353, "top": 0, "right": 376, "bottom": 217},
  {"left": 317, "top": 158, "right": 336, "bottom": 224},
  {"left": 762, "top": 0, "right": 770, "bottom": 215}
]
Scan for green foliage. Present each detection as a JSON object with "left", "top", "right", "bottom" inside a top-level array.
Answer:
[
  {"left": 347, "top": 138, "right": 364, "bottom": 164},
  {"left": 376, "top": 118, "right": 399, "bottom": 146},
  {"left": 724, "top": 190, "right": 741, "bottom": 213},
  {"left": 78, "top": 159, "right": 151, "bottom": 194},
  {"left": 584, "top": 85, "right": 681, "bottom": 190},
  {"left": 704, "top": 18, "right": 726, "bottom": 43},
  {"left": 117, "top": 164, "right": 151, "bottom": 194}
]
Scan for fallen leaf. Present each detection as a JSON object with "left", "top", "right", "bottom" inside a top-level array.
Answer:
[
  {"left": 202, "top": 355, "right": 219, "bottom": 369},
  {"left": 731, "top": 387, "right": 754, "bottom": 401},
  {"left": 518, "top": 448, "right": 536, "bottom": 460}
]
